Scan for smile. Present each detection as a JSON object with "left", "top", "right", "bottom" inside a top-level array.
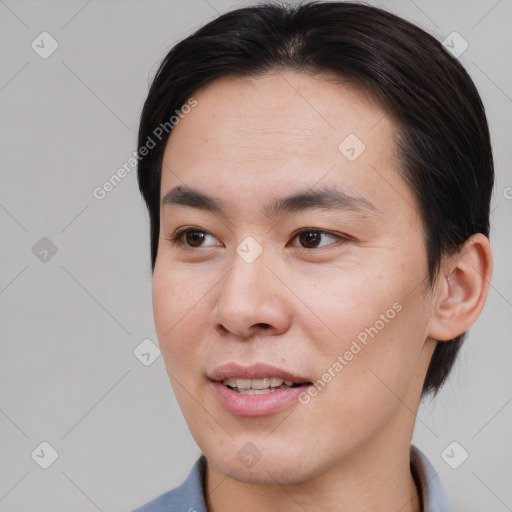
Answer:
[{"left": 222, "top": 377, "right": 305, "bottom": 394}]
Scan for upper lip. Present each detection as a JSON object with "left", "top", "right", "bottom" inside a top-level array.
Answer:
[{"left": 209, "top": 362, "right": 311, "bottom": 384}]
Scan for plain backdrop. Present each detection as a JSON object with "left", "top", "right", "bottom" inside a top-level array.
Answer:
[{"left": 0, "top": 0, "right": 511, "bottom": 510}]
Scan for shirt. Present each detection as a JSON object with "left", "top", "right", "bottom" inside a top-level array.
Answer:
[{"left": 132, "top": 445, "right": 451, "bottom": 512}]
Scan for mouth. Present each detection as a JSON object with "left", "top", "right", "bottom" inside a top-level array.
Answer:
[
  {"left": 221, "top": 377, "right": 312, "bottom": 395},
  {"left": 210, "top": 362, "right": 312, "bottom": 397},
  {"left": 209, "top": 363, "right": 313, "bottom": 416}
]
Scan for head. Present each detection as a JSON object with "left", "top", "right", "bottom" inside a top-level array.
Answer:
[{"left": 137, "top": 1, "right": 493, "bottom": 484}]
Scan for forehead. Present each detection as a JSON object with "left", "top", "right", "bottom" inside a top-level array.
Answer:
[
  {"left": 164, "top": 70, "right": 392, "bottom": 163},
  {"left": 160, "top": 70, "right": 416, "bottom": 222}
]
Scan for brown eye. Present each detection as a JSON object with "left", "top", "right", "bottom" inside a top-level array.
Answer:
[
  {"left": 169, "top": 228, "right": 221, "bottom": 249},
  {"left": 183, "top": 230, "right": 207, "bottom": 247},
  {"left": 295, "top": 230, "right": 341, "bottom": 249},
  {"left": 298, "top": 231, "right": 321, "bottom": 248}
]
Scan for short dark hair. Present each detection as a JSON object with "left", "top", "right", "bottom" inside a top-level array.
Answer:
[{"left": 137, "top": 1, "right": 494, "bottom": 396}]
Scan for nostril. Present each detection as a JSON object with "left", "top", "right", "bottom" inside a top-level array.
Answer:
[{"left": 254, "top": 323, "right": 272, "bottom": 329}]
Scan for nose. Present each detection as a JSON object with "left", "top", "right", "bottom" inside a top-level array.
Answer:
[{"left": 210, "top": 246, "right": 292, "bottom": 340}]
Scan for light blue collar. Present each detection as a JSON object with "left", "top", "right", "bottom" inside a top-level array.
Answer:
[{"left": 411, "top": 445, "right": 451, "bottom": 512}]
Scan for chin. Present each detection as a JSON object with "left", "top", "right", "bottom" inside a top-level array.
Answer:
[
  {"left": 204, "top": 440, "right": 322, "bottom": 486},
  {"left": 215, "top": 459, "right": 311, "bottom": 486}
]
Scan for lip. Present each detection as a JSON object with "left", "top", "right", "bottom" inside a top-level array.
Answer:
[
  {"left": 209, "top": 362, "right": 312, "bottom": 417},
  {"left": 209, "top": 362, "right": 310, "bottom": 384},
  {"left": 211, "top": 381, "right": 310, "bottom": 417}
]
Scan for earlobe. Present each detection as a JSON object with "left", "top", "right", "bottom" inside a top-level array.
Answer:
[{"left": 428, "top": 233, "right": 493, "bottom": 342}]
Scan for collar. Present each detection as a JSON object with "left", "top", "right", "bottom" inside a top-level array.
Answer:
[
  {"left": 133, "top": 445, "right": 451, "bottom": 512},
  {"left": 410, "top": 445, "right": 452, "bottom": 512}
]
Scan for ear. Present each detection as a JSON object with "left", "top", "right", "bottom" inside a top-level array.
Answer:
[{"left": 428, "top": 233, "right": 493, "bottom": 341}]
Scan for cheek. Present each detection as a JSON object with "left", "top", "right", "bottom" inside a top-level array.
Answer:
[
  {"left": 152, "top": 260, "right": 212, "bottom": 370},
  {"left": 289, "top": 260, "right": 410, "bottom": 354},
  {"left": 152, "top": 262, "right": 216, "bottom": 434},
  {"left": 292, "top": 261, "right": 429, "bottom": 429}
]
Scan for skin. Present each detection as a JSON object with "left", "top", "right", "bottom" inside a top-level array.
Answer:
[{"left": 152, "top": 70, "right": 492, "bottom": 512}]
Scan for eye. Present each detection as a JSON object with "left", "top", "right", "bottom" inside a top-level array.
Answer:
[
  {"left": 167, "top": 227, "right": 346, "bottom": 251},
  {"left": 168, "top": 227, "right": 222, "bottom": 248},
  {"left": 291, "top": 229, "right": 346, "bottom": 249}
]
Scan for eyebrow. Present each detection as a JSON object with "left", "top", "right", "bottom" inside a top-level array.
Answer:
[{"left": 161, "top": 184, "right": 378, "bottom": 217}]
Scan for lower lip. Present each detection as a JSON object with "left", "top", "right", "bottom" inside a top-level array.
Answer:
[{"left": 211, "top": 381, "right": 309, "bottom": 417}]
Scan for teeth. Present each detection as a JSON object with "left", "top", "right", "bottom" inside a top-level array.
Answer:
[
  {"left": 238, "top": 387, "right": 281, "bottom": 395},
  {"left": 235, "top": 378, "right": 251, "bottom": 390},
  {"left": 252, "top": 388, "right": 276, "bottom": 395},
  {"left": 222, "top": 377, "right": 300, "bottom": 390},
  {"left": 251, "top": 378, "right": 269, "bottom": 390},
  {"left": 254, "top": 388, "right": 270, "bottom": 394}
]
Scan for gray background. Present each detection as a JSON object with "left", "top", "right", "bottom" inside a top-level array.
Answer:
[{"left": 0, "top": 0, "right": 510, "bottom": 510}]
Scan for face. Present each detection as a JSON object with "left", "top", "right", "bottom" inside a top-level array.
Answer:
[{"left": 152, "top": 70, "right": 437, "bottom": 484}]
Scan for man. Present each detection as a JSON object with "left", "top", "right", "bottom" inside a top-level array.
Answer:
[{"left": 133, "top": 2, "right": 493, "bottom": 510}]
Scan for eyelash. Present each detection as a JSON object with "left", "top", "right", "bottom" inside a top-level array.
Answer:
[{"left": 166, "top": 227, "right": 349, "bottom": 252}]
